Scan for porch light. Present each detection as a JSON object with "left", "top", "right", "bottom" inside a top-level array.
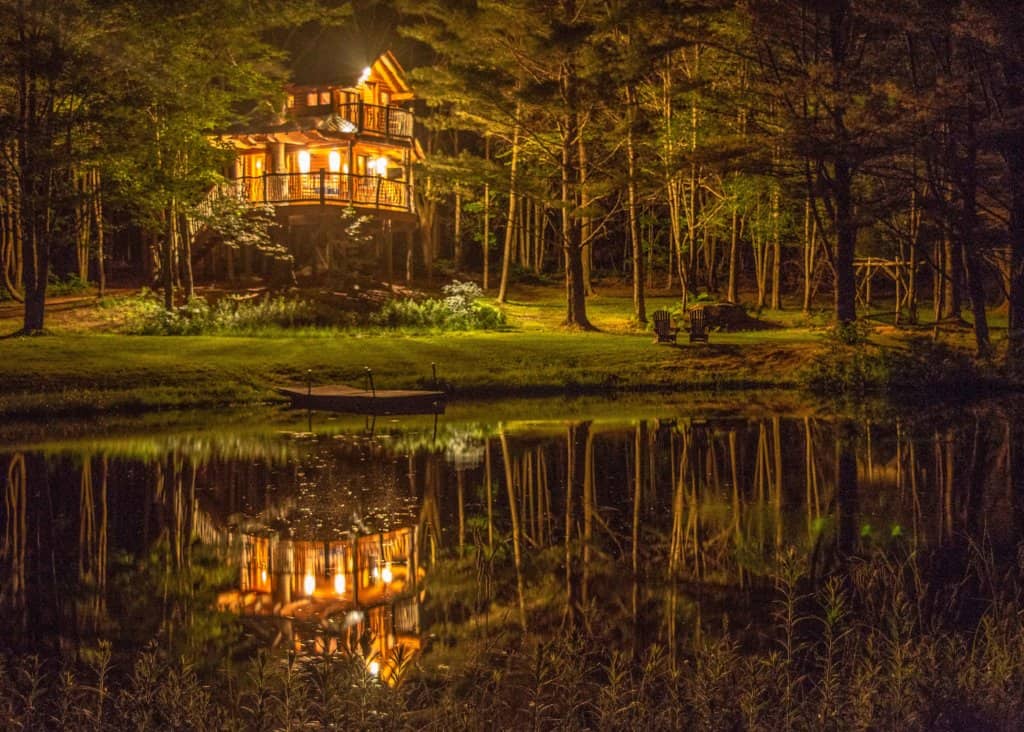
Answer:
[
  {"left": 358, "top": 66, "right": 372, "bottom": 86},
  {"left": 297, "top": 149, "right": 311, "bottom": 174},
  {"left": 369, "top": 660, "right": 380, "bottom": 677},
  {"left": 381, "top": 562, "right": 393, "bottom": 585},
  {"left": 333, "top": 572, "right": 346, "bottom": 595},
  {"left": 260, "top": 569, "right": 268, "bottom": 584},
  {"left": 255, "top": 158, "right": 262, "bottom": 172},
  {"left": 303, "top": 572, "right": 316, "bottom": 596},
  {"left": 328, "top": 149, "right": 342, "bottom": 172}
]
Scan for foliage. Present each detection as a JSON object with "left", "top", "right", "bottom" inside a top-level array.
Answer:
[
  {"left": 802, "top": 333, "right": 980, "bottom": 396},
  {"left": 123, "top": 291, "right": 317, "bottom": 335},
  {"left": 371, "top": 280, "right": 506, "bottom": 331},
  {"left": 194, "top": 196, "right": 286, "bottom": 261},
  {"left": 3, "top": 546, "right": 1024, "bottom": 729},
  {"left": 46, "top": 274, "right": 92, "bottom": 298}
]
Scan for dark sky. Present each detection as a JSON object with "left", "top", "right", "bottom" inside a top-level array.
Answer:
[{"left": 280, "top": 2, "right": 425, "bottom": 85}]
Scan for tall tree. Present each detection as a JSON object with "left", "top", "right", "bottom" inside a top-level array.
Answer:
[{"left": 0, "top": 0, "right": 108, "bottom": 333}]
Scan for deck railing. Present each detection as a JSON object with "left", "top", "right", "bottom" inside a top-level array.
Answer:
[
  {"left": 220, "top": 171, "right": 414, "bottom": 214},
  {"left": 336, "top": 102, "right": 413, "bottom": 138}
]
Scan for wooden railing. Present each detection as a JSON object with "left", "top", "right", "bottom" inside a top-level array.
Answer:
[
  {"left": 222, "top": 171, "right": 414, "bottom": 214},
  {"left": 336, "top": 102, "right": 413, "bottom": 139}
]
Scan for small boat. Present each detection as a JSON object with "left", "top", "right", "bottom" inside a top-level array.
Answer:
[{"left": 277, "top": 384, "right": 446, "bottom": 415}]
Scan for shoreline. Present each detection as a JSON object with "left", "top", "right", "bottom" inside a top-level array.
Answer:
[{"left": 0, "top": 328, "right": 1015, "bottom": 421}]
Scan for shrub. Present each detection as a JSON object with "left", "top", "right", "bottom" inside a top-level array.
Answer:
[
  {"left": 123, "top": 291, "right": 317, "bottom": 335},
  {"left": 371, "top": 280, "right": 506, "bottom": 331},
  {"left": 47, "top": 273, "right": 91, "bottom": 297},
  {"left": 802, "top": 332, "right": 979, "bottom": 396}
]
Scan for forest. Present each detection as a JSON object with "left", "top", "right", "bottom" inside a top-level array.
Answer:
[{"left": 1, "top": 0, "right": 1023, "bottom": 361}]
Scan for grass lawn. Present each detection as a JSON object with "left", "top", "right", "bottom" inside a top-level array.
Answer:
[{"left": 0, "top": 282, "right": 999, "bottom": 418}]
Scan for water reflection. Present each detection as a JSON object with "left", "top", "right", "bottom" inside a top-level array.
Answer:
[{"left": 1, "top": 400, "right": 1021, "bottom": 669}]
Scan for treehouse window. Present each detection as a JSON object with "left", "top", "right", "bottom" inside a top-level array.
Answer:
[
  {"left": 305, "top": 91, "right": 318, "bottom": 107},
  {"left": 319, "top": 90, "right": 331, "bottom": 106},
  {"left": 286, "top": 94, "right": 295, "bottom": 109}
]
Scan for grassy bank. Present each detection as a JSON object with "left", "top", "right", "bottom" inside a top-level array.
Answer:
[
  {"left": 0, "top": 284, "right": 1005, "bottom": 418},
  {"left": 0, "top": 330, "right": 819, "bottom": 418}
]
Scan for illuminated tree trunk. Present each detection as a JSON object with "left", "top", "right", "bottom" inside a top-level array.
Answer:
[
  {"left": 497, "top": 109, "right": 520, "bottom": 304},
  {"left": 626, "top": 84, "right": 646, "bottom": 323},
  {"left": 560, "top": 61, "right": 592, "bottom": 329}
]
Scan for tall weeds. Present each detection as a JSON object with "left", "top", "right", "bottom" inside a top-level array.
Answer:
[{"left": 3, "top": 546, "right": 1023, "bottom": 729}]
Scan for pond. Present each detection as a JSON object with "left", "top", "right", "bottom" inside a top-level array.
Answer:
[{"left": 2, "top": 394, "right": 1023, "bottom": 727}]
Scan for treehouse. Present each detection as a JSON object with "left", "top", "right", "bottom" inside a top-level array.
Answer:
[{"left": 208, "top": 51, "right": 421, "bottom": 277}]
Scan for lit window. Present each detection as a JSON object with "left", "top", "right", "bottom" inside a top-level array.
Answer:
[
  {"left": 306, "top": 91, "right": 318, "bottom": 106},
  {"left": 328, "top": 150, "right": 341, "bottom": 172},
  {"left": 297, "top": 150, "right": 311, "bottom": 174},
  {"left": 286, "top": 95, "right": 295, "bottom": 108},
  {"left": 319, "top": 91, "right": 331, "bottom": 105}
]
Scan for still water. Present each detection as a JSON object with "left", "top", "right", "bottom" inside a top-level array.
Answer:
[{"left": 1, "top": 395, "right": 1021, "bottom": 677}]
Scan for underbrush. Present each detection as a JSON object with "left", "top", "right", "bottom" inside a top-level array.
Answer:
[
  {"left": 370, "top": 280, "right": 506, "bottom": 331},
  {"left": 121, "top": 281, "right": 505, "bottom": 335},
  {"left": 123, "top": 291, "right": 319, "bottom": 335},
  {"left": 801, "top": 328, "right": 981, "bottom": 396},
  {"left": 46, "top": 274, "right": 91, "bottom": 297},
  {"left": 2, "top": 547, "right": 1022, "bottom": 730}
]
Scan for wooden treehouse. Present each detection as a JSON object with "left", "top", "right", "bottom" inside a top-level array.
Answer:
[{"left": 205, "top": 51, "right": 422, "bottom": 278}]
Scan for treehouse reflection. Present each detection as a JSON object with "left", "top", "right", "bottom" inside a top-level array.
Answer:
[{"left": 220, "top": 526, "right": 421, "bottom": 682}]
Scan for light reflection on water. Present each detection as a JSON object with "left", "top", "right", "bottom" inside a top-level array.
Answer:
[{"left": 1, "top": 397, "right": 1021, "bottom": 669}]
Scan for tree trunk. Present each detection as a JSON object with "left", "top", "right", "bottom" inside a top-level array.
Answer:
[
  {"left": 959, "top": 112, "right": 989, "bottom": 355},
  {"left": 833, "top": 158, "right": 857, "bottom": 325},
  {"left": 482, "top": 137, "right": 491, "bottom": 290},
  {"left": 162, "top": 204, "right": 175, "bottom": 310},
  {"left": 626, "top": 84, "right": 646, "bottom": 323},
  {"left": 1006, "top": 141, "right": 1024, "bottom": 361},
  {"left": 179, "top": 210, "right": 194, "bottom": 300},
  {"left": 561, "top": 64, "right": 591, "bottom": 330},
  {"left": 497, "top": 112, "right": 519, "bottom": 304},
  {"left": 770, "top": 184, "right": 782, "bottom": 310}
]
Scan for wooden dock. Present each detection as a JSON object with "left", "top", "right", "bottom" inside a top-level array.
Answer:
[{"left": 277, "top": 384, "right": 446, "bottom": 415}]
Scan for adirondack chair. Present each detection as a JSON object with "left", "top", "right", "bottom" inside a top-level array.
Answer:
[
  {"left": 688, "top": 306, "right": 710, "bottom": 343},
  {"left": 652, "top": 310, "right": 678, "bottom": 343}
]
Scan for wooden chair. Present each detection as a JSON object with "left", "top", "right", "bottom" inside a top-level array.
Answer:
[
  {"left": 688, "top": 306, "right": 710, "bottom": 343},
  {"left": 652, "top": 310, "right": 678, "bottom": 343}
]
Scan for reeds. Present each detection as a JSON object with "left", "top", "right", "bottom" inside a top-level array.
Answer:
[{"left": 3, "top": 545, "right": 1023, "bottom": 730}]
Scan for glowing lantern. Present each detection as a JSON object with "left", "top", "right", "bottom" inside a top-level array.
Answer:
[
  {"left": 333, "top": 572, "right": 346, "bottom": 595},
  {"left": 260, "top": 569, "right": 268, "bottom": 584},
  {"left": 368, "top": 660, "right": 380, "bottom": 677},
  {"left": 297, "top": 150, "right": 311, "bottom": 174},
  {"left": 328, "top": 150, "right": 341, "bottom": 172},
  {"left": 303, "top": 573, "right": 316, "bottom": 596},
  {"left": 381, "top": 562, "right": 393, "bottom": 585}
]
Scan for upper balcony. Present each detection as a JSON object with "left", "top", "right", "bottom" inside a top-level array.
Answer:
[{"left": 288, "top": 98, "right": 414, "bottom": 141}]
